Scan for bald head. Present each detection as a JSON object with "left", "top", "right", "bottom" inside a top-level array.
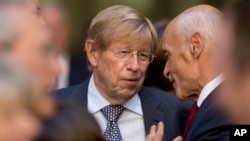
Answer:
[
  {"left": 166, "top": 5, "right": 222, "bottom": 45},
  {"left": 162, "top": 5, "right": 223, "bottom": 100}
]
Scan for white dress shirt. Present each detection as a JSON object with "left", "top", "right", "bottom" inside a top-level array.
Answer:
[
  {"left": 197, "top": 74, "right": 224, "bottom": 107},
  {"left": 88, "top": 75, "right": 146, "bottom": 141}
]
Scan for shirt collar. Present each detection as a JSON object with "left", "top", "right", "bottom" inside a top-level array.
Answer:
[
  {"left": 197, "top": 74, "right": 224, "bottom": 107},
  {"left": 87, "top": 74, "right": 143, "bottom": 115}
]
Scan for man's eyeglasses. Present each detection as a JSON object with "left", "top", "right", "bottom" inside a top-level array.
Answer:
[{"left": 109, "top": 49, "right": 156, "bottom": 64}]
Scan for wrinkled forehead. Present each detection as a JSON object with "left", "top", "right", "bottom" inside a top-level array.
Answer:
[{"left": 109, "top": 24, "right": 154, "bottom": 51}]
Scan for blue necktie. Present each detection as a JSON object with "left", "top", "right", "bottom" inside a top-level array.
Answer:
[{"left": 101, "top": 105, "right": 124, "bottom": 141}]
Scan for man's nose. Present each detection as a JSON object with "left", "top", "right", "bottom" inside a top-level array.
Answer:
[
  {"left": 163, "top": 63, "right": 170, "bottom": 79},
  {"left": 126, "top": 55, "right": 140, "bottom": 72}
]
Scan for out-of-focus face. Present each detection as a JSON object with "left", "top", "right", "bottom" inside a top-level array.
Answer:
[
  {"left": 216, "top": 17, "right": 250, "bottom": 124},
  {"left": 10, "top": 9, "right": 60, "bottom": 119},
  {"left": 0, "top": 106, "right": 40, "bottom": 141},
  {"left": 41, "top": 6, "right": 69, "bottom": 54},
  {"left": 162, "top": 23, "right": 200, "bottom": 101},
  {"left": 26, "top": 0, "right": 46, "bottom": 26},
  {"left": 90, "top": 29, "right": 151, "bottom": 104}
]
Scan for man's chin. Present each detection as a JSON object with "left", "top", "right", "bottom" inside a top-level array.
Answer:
[
  {"left": 174, "top": 91, "right": 185, "bottom": 100},
  {"left": 33, "top": 101, "right": 57, "bottom": 121}
]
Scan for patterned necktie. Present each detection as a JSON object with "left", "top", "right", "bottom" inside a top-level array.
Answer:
[
  {"left": 101, "top": 105, "right": 124, "bottom": 141},
  {"left": 183, "top": 102, "right": 199, "bottom": 141}
]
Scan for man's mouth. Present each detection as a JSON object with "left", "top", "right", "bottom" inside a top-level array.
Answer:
[{"left": 122, "top": 78, "right": 140, "bottom": 84}]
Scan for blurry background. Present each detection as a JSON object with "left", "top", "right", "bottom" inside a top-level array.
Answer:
[{"left": 41, "top": 0, "right": 236, "bottom": 58}]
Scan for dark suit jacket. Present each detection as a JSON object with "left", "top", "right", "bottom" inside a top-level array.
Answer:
[
  {"left": 68, "top": 56, "right": 91, "bottom": 86},
  {"left": 56, "top": 78, "right": 192, "bottom": 141},
  {"left": 186, "top": 87, "right": 229, "bottom": 141}
]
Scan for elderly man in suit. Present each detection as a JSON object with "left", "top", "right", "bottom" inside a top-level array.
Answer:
[
  {"left": 162, "top": 5, "right": 229, "bottom": 141},
  {"left": 57, "top": 5, "right": 191, "bottom": 141}
]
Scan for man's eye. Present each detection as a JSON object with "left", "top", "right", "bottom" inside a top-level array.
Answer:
[
  {"left": 138, "top": 52, "right": 150, "bottom": 58},
  {"left": 117, "top": 51, "right": 130, "bottom": 56}
]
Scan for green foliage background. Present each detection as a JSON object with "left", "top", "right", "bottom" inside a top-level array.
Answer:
[{"left": 41, "top": 0, "right": 236, "bottom": 57}]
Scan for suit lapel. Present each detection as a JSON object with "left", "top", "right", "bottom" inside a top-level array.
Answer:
[
  {"left": 139, "top": 87, "right": 166, "bottom": 135},
  {"left": 66, "top": 81, "right": 166, "bottom": 135},
  {"left": 186, "top": 85, "right": 220, "bottom": 140}
]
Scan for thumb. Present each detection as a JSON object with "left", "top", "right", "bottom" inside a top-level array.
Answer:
[{"left": 173, "top": 136, "right": 183, "bottom": 141}]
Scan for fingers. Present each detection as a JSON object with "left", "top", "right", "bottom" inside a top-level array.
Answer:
[
  {"left": 172, "top": 136, "right": 183, "bottom": 141},
  {"left": 146, "top": 121, "right": 164, "bottom": 141},
  {"left": 154, "top": 122, "right": 164, "bottom": 141},
  {"left": 146, "top": 125, "right": 156, "bottom": 141}
]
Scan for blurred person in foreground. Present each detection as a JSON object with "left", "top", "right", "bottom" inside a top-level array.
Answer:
[
  {"left": 57, "top": 5, "right": 191, "bottom": 141},
  {"left": 144, "top": 19, "right": 175, "bottom": 93},
  {"left": 0, "top": 0, "right": 61, "bottom": 120},
  {"left": 216, "top": 0, "right": 250, "bottom": 124},
  {"left": 0, "top": 58, "right": 40, "bottom": 141},
  {"left": 36, "top": 103, "right": 104, "bottom": 141},
  {"left": 162, "top": 5, "right": 229, "bottom": 141},
  {"left": 41, "top": 3, "right": 91, "bottom": 89}
]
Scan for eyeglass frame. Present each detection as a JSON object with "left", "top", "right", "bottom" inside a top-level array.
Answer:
[{"left": 108, "top": 48, "right": 156, "bottom": 64}]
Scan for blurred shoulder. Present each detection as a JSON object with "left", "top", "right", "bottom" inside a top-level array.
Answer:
[{"left": 55, "top": 79, "right": 89, "bottom": 103}]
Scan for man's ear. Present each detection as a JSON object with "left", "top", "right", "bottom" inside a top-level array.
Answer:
[
  {"left": 190, "top": 32, "right": 204, "bottom": 58},
  {"left": 85, "top": 40, "right": 98, "bottom": 67}
]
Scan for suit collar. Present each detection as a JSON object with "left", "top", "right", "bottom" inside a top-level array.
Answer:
[
  {"left": 197, "top": 74, "right": 224, "bottom": 107},
  {"left": 187, "top": 84, "right": 222, "bottom": 140}
]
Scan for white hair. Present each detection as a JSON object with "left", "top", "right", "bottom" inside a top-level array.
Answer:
[{"left": 175, "top": 7, "right": 222, "bottom": 44}]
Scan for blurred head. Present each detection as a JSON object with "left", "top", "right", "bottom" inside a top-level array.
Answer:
[
  {"left": 26, "top": 0, "right": 46, "bottom": 26},
  {"left": 41, "top": 4, "right": 70, "bottom": 55},
  {"left": 0, "top": 0, "right": 45, "bottom": 26},
  {"left": 85, "top": 5, "right": 157, "bottom": 104},
  {"left": 36, "top": 103, "right": 104, "bottom": 141},
  {"left": 0, "top": 2, "right": 61, "bottom": 120},
  {"left": 0, "top": 58, "right": 40, "bottom": 141},
  {"left": 162, "top": 5, "right": 222, "bottom": 101},
  {"left": 217, "top": 0, "right": 250, "bottom": 124}
]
